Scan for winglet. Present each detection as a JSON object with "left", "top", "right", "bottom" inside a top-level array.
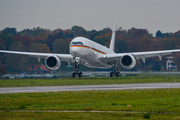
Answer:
[{"left": 109, "top": 23, "right": 116, "bottom": 51}]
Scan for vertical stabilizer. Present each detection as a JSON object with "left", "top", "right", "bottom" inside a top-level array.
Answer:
[{"left": 109, "top": 23, "right": 116, "bottom": 51}]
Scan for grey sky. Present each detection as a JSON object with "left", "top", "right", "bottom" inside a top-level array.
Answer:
[{"left": 0, "top": 0, "right": 180, "bottom": 35}]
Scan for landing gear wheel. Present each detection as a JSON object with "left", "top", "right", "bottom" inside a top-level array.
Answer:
[
  {"left": 116, "top": 72, "right": 120, "bottom": 77},
  {"left": 72, "top": 72, "right": 76, "bottom": 78},
  {"left": 110, "top": 71, "right": 120, "bottom": 77},
  {"left": 79, "top": 72, "right": 82, "bottom": 78},
  {"left": 110, "top": 72, "right": 113, "bottom": 77},
  {"left": 72, "top": 72, "right": 83, "bottom": 78}
]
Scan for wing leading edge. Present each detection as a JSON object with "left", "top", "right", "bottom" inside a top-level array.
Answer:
[
  {"left": 100, "top": 49, "right": 180, "bottom": 63},
  {"left": 0, "top": 50, "right": 74, "bottom": 62}
]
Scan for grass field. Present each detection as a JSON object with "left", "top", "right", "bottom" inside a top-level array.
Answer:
[
  {"left": 1, "top": 74, "right": 180, "bottom": 87},
  {"left": 1, "top": 111, "right": 180, "bottom": 120},
  {"left": 0, "top": 88, "right": 180, "bottom": 119},
  {"left": 0, "top": 88, "right": 180, "bottom": 112},
  {"left": 0, "top": 75, "right": 180, "bottom": 119}
]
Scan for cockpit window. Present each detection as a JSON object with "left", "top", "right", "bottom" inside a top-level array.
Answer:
[{"left": 71, "top": 41, "right": 83, "bottom": 46}]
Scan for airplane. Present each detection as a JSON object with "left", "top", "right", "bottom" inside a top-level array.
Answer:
[{"left": 1, "top": 23, "right": 180, "bottom": 78}]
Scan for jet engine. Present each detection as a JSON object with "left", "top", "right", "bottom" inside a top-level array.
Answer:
[
  {"left": 45, "top": 56, "right": 61, "bottom": 70},
  {"left": 120, "top": 54, "right": 136, "bottom": 69}
]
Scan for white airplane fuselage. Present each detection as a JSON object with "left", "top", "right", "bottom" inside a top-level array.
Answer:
[{"left": 70, "top": 37, "right": 115, "bottom": 69}]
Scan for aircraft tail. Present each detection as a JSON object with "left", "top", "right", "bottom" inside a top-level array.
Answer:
[{"left": 109, "top": 23, "right": 116, "bottom": 51}]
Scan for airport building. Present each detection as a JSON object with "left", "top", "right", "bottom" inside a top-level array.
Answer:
[{"left": 166, "top": 56, "right": 177, "bottom": 71}]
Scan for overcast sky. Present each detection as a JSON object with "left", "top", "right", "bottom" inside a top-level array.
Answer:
[{"left": 0, "top": 0, "right": 180, "bottom": 35}]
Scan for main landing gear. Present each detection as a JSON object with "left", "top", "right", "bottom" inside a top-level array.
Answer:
[
  {"left": 72, "top": 71, "right": 82, "bottom": 78},
  {"left": 72, "top": 57, "right": 83, "bottom": 78},
  {"left": 110, "top": 71, "right": 120, "bottom": 77},
  {"left": 110, "top": 62, "right": 120, "bottom": 77}
]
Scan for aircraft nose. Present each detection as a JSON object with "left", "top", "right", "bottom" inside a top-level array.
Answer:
[{"left": 70, "top": 46, "right": 81, "bottom": 57}]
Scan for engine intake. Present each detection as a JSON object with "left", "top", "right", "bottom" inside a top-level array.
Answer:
[
  {"left": 45, "top": 56, "right": 61, "bottom": 70},
  {"left": 120, "top": 54, "right": 136, "bottom": 69}
]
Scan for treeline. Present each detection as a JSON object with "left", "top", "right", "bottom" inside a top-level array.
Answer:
[{"left": 0, "top": 26, "right": 180, "bottom": 74}]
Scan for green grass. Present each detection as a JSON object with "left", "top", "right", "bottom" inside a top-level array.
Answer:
[
  {"left": 0, "top": 111, "right": 180, "bottom": 120},
  {"left": 0, "top": 89, "right": 180, "bottom": 112},
  {"left": 0, "top": 88, "right": 180, "bottom": 119},
  {"left": 1, "top": 74, "right": 180, "bottom": 87}
]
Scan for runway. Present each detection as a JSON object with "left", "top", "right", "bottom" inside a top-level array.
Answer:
[{"left": 0, "top": 82, "right": 180, "bottom": 94}]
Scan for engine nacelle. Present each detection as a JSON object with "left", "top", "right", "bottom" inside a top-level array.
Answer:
[
  {"left": 120, "top": 54, "right": 136, "bottom": 69},
  {"left": 45, "top": 56, "right": 61, "bottom": 70}
]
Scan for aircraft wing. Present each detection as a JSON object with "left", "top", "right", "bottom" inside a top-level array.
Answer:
[
  {"left": 0, "top": 50, "right": 74, "bottom": 62},
  {"left": 101, "top": 49, "right": 180, "bottom": 63}
]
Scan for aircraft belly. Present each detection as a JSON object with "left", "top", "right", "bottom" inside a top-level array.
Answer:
[{"left": 81, "top": 54, "right": 111, "bottom": 69}]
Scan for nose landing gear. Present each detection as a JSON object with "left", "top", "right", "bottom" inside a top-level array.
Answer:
[{"left": 72, "top": 57, "right": 83, "bottom": 78}]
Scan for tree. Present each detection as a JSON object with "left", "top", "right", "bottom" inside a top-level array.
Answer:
[
  {"left": 116, "top": 40, "right": 128, "bottom": 53},
  {"left": 28, "top": 42, "right": 41, "bottom": 52},
  {"left": 27, "top": 43, "right": 43, "bottom": 72},
  {"left": 46, "top": 33, "right": 64, "bottom": 52},
  {"left": 1, "top": 27, "right": 17, "bottom": 35},
  {"left": 149, "top": 39, "right": 165, "bottom": 51},
  {"left": 71, "top": 26, "right": 87, "bottom": 37},
  {"left": 156, "top": 30, "right": 162, "bottom": 38},
  {"left": 37, "top": 32, "right": 49, "bottom": 40},
  {"left": 52, "top": 39, "right": 69, "bottom": 54},
  {"left": 0, "top": 34, "right": 15, "bottom": 49},
  {"left": 128, "top": 28, "right": 149, "bottom": 39},
  {"left": 39, "top": 44, "right": 51, "bottom": 53},
  {"left": 89, "top": 31, "right": 100, "bottom": 40},
  {"left": 6, "top": 42, "right": 28, "bottom": 72},
  {"left": 170, "top": 30, "right": 180, "bottom": 38},
  {"left": 32, "top": 32, "right": 50, "bottom": 44},
  {"left": 173, "top": 52, "right": 180, "bottom": 70},
  {"left": 0, "top": 38, "right": 6, "bottom": 50},
  {"left": 51, "top": 29, "right": 63, "bottom": 35},
  {"left": 137, "top": 35, "right": 152, "bottom": 51},
  {"left": 17, "top": 27, "right": 50, "bottom": 37},
  {"left": 94, "top": 35, "right": 110, "bottom": 47},
  {"left": 13, "top": 35, "right": 34, "bottom": 47},
  {"left": 0, "top": 65, "right": 6, "bottom": 75},
  {"left": 99, "top": 28, "right": 111, "bottom": 35}
]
